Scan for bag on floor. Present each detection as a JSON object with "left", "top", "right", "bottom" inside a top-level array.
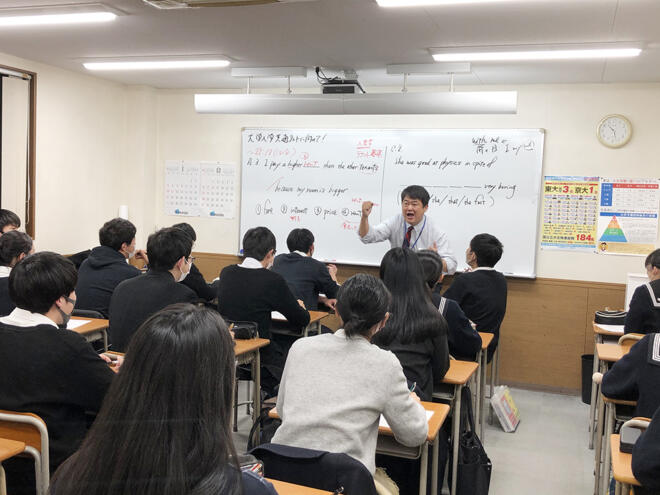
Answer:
[
  {"left": 490, "top": 385, "right": 520, "bottom": 433},
  {"left": 247, "top": 398, "right": 281, "bottom": 451},
  {"left": 449, "top": 385, "right": 492, "bottom": 495}
]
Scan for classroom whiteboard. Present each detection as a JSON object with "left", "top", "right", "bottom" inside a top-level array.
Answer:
[{"left": 240, "top": 128, "right": 545, "bottom": 277}]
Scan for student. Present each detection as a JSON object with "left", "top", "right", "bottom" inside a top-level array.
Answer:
[
  {"left": 443, "top": 233, "right": 507, "bottom": 361},
  {"left": 359, "top": 185, "right": 457, "bottom": 274},
  {"left": 0, "top": 208, "right": 20, "bottom": 234},
  {"left": 417, "top": 249, "right": 482, "bottom": 361},
  {"left": 632, "top": 405, "right": 660, "bottom": 494},
  {"left": 0, "top": 252, "right": 115, "bottom": 495},
  {"left": 76, "top": 218, "right": 146, "bottom": 317},
  {"left": 601, "top": 333, "right": 660, "bottom": 418},
  {"left": 217, "top": 226, "right": 310, "bottom": 397},
  {"left": 624, "top": 248, "right": 660, "bottom": 334},
  {"left": 272, "top": 227, "right": 339, "bottom": 311},
  {"left": 172, "top": 222, "right": 216, "bottom": 301},
  {"left": 373, "top": 247, "right": 450, "bottom": 402},
  {"left": 50, "top": 303, "right": 276, "bottom": 495},
  {"left": 108, "top": 227, "right": 197, "bottom": 352},
  {"left": 0, "top": 231, "right": 33, "bottom": 316},
  {"left": 272, "top": 274, "right": 428, "bottom": 495}
]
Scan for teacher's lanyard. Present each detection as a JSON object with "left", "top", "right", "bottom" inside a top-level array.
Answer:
[{"left": 403, "top": 216, "right": 426, "bottom": 250}]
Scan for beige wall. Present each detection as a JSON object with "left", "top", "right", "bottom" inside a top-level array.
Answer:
[
  {"left": 0, "top": 49, "right": 658, "bottom": 284},
  {"left": 155, "top": 84, "right": 660, "bottom": 283}
]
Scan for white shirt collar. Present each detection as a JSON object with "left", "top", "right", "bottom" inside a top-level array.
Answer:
[
  {"left": 472, "top": 266, "right": 496, "bottom": 272},
  {"left": 0, "top": 266, "right": 11, "bottom": 278},
  {"left": 239, "top": 257, "right": 265, "bottom": 269},
  {"left": 0, "top": 307, "right": 58, "bottom": 328},
  {"left": 293, "top": 250, "right": 309, "bottom": 257}
]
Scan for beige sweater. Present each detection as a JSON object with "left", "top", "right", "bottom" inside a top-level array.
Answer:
[{"left": 272, "top": 329, "right": 428, "bottom": 474}]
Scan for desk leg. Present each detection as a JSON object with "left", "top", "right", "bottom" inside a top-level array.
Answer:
[
  {"left": 593, "top": 388, "right": 606, "bottom": 495},
  {"left": 588, "top": 336, "right": 601, "bottom": 449},
  {"left": 474, "top": 349, "right": 482, "bottom": 436},
  {"left": 603, "top": 404, "right": 614, "bottom": 495},
  {"left": 253, "top": 350, "right": 261, "bottom": 437},
  {"left": 419, "top": 443, "right": 429, "bottom": 495},
  {"left": 1, "top": 463, "right": 6, "bottom": 495},
  {"left": 102, "top": 329, "right": 109, "bottom": 352},
  {"left": 431, "top": 436, "right": 439, "bottom": 495},
  {"left": 451, "top": 386, "right": 462, "bottom": 495},
  {"left": 480, "top": 349, "right": 487, "bottom": 441},
  {"left": 488, "top": 355, "right": 495, "bottom": 426},
  {"left": 614, "top": 480, "right": 621, "bottom": 495}
]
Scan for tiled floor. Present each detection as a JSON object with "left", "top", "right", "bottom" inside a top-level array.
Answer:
[{"left": 232, "top": 385, "right": 595, "bottom": 494}]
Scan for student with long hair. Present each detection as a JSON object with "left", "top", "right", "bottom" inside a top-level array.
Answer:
[
  {"left": 272, "top": 274, "right": 427, "bottom": 495},
  {"left": 0, "top": 230, "right": 33, "bottom": 316},
  {"left": 50, "top": 303, "right": 276, "bottom": 495},
  {"left": 373, "top": 247, "right": 450, "bottom": 402}
]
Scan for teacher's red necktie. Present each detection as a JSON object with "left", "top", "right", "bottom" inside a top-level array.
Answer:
[{"left": 403, "top": 226, "right": 414, "bottom": 248}]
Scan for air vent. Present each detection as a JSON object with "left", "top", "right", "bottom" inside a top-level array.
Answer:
[{"left": 143, "top": 0, "right": 315, "bottom": 8}]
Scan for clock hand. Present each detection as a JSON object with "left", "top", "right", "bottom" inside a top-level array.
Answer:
[{"left": 608, "top": 124, "right": 617, "bottom": 138}]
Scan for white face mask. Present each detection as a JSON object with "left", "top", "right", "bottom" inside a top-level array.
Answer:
[{"left": 178, "top": 259, "right": 191, "bottom": 282}]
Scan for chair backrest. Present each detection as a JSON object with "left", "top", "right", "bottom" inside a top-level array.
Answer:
[
  {"left": 619, "top": 333, "right": 644, "bottom": 348},
  {"left": 250, "top": 443, "right": 378, "bottom": 495},
  {"left": 0, "top": 410, "right": 49, "bottom": 495},
  {"left": 72, "top": 309, "right": 105, "bottom": 319}
]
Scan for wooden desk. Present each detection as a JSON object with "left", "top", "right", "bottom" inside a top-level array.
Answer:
[
  {"left": 271, "top": 311, "right": 329, "bottom": 337},
  {"left": 596, "top": 343, "right": 631, "bottom": 363},
  {"left": 267, "top": 478, "right": 333, "bottom": 494},
  {"left": 0, "top": 437, "right": 26, "bottom": 495},
  {"left": 70, "top": 316, "right": 109, "bottom": 351},
  {"left": 269, "top": 401, "right": 450, "bottom": 495},
  {"left": 610, "top": 435, "right": 642, "bottom": 493},
  {"left": 476, "top": 332, "right": 494, "bottom": 440},
  {"left": 235, "top": 338, "right": 270, "bottom": 425},
  {"left": 434, "top": 360, "right": 479, "bottom": 495}
]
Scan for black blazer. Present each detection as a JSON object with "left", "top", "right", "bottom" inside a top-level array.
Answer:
[
  {"left": 108, "top": 270, "right": 197, "bottom": 352},
  {"left": 624, "top": 279, "right": 660, "bottom": 335},
  {"left": 76, "top": 246, "right": 141, "bottom": 317},
  {"left": 0, "top": 322, "right": 114, "bottom": 467},
  {"left": 181, "top": 263, "right": 216, "bottom": 301},
  {"left": 0, "top": 276, "right": 14, "bottom": 317},
  {"left": 432, "top": 293, "right": 482, "bottom": 361},
  {"left": 632, "top": 404, "right": 660, "bottom": 490},
  {"left": 272, "top": 253, "right": 339, "bottom": 310}
]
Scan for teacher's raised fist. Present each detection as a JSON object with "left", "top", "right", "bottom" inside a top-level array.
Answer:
[{"left": 361, "top": 201, "right": 374, "bottom": 217}]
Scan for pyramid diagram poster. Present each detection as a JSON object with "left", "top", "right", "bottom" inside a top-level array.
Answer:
[{"left": 597, "top": 177, "right": 659, "bottom": 255}]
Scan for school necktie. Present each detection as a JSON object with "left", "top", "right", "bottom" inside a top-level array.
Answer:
[{"left": 403, "top": 225, "right": 414, "bottom": 248}]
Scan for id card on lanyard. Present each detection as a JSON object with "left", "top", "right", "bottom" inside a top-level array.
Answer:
[{"left": 403, "top": 216, "right": 426, "bottom": 250}]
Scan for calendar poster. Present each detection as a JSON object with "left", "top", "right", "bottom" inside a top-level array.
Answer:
[
  {"left": 597, "top": 177, "right": 660, "bottom": 256},
  {"left": 164, "top": 161, "right": 201, "bottom": 217},
  {"left": 200, "top": 162, "right": 237, "bottom": 219},
  {"left": 540, "top": 176, "right": 599, "bottom": 251}
]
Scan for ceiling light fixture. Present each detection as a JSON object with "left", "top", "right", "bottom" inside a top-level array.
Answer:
[
  {"left": 194, "top": 91, "right": 517, "bottom": 115},
  {"left": 0, "top": 11, "right": 116, "bottom": 26},
  {"left": 431, "top": 43, "right": 643, "bottom": 62},
  {"left": 84, "top": 59, "right": 230, "bottom": 71},
  {"left": 377, "top": 0, "right": 515, "bottom": 6}
]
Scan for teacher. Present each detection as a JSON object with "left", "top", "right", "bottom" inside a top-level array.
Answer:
[{"left": 358, "top": 185, "right": 457, "bottom": 274}]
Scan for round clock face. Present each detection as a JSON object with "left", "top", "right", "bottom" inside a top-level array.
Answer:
[{"left": 597, "top": 115, "right": 632, "bottom": 148}]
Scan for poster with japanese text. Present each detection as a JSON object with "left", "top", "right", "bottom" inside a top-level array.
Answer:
[
  {"left": 540, "top": 176, "right": 599, "bottom": 250},
  {"left": 597, "top": 177, "right": 659, "bottom": 256}
]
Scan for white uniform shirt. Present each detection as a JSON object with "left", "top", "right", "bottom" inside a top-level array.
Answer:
[{"left": 359, "top": 213, "right": 457, "bottom": 274}]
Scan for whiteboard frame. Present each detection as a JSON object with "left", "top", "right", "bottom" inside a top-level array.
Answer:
[{"left": 239, "top": 127, "right": 546, "bottom": 277}]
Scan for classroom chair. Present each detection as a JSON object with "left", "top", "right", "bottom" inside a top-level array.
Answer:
[
  {"left": 250, "top": 443, "right": 378, "bottom": 495},
  {"left": 617, "top": 333, "right": 644, "bottom": 348},
  {"left": 0, "top": 410, "right": 49, "bottom": 495},
  {"left": 0, "top": 438, "right": 26, "bottom": 495},
  {"left": 72, "top": 309, "right": 105, "bottom": 319},
  {"left": 611, "top": 418, "right": 650, "bottom": 495}
]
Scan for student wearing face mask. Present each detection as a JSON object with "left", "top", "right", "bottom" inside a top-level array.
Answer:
[
  {"left": 217, "top": 226, "right": 310, "bottom": 397},
  {"left": 108, "top": 227, "right": 197, "bottom": 352},
  {"left": 0, "top": 252, "right": 115, "bottom": 495},
  {"left": 76, "top": 218, "right": 148, "bottom": 317},
  {"left": 358, "top": 185, "right": 457, "bottom": 275}
]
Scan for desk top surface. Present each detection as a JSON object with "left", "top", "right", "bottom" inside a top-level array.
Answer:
[
  {"left": 442, "top": 359, "right": 479, "bottom": 385},
  {"left": 272, "top": 310, "right": 329, "bottom": 323},
  {"left": 235, "top": 338, "right": 270, "bottom": 356},
  {"left": 0, "top": 437, "right": 25, "bottom": 461},
  {"left": 596, "top": 343, "right": 630, "bottom": 362},
  {"left": 610, "top": 434, "right": 641, "bottom": 486},
  {"left": 478, "top": 332, "right": 494, "bottom": 350},
  {"left": 266, "top": 479, "right": 333, "bottom": 494},
  {"left": 70, "top": 316, "right": 109, "bottom": 334}
]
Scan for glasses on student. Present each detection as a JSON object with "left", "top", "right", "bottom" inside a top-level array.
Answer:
[
  {"left": 186, "top": 256, "right": 196, "bottom": 263},
  {"left": 64, "top": 296, "right": 76, "bottom": 307}
]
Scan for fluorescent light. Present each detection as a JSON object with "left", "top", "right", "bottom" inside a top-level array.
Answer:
[
  {"left": 0, "top": 12, "right": 116, "bottom": 26},
  {"left": 432, "top": 47, "right": 642, "bottom": 62},
  {"left": 377, "top": 0, "right": 513, "bottom": 6},
  {"left": 194, "top": 91, "right": 517, "bottom": 115},
  {"left": 231, "top": 67, "right": 308, "bottom": 78},
  {"left": 84, "top": 60, "right": 230, "bottom": 71}
]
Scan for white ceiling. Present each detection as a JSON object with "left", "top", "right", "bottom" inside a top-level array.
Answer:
[{"left": 0, "top": 0, "right": 658, "bottom": 90}]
